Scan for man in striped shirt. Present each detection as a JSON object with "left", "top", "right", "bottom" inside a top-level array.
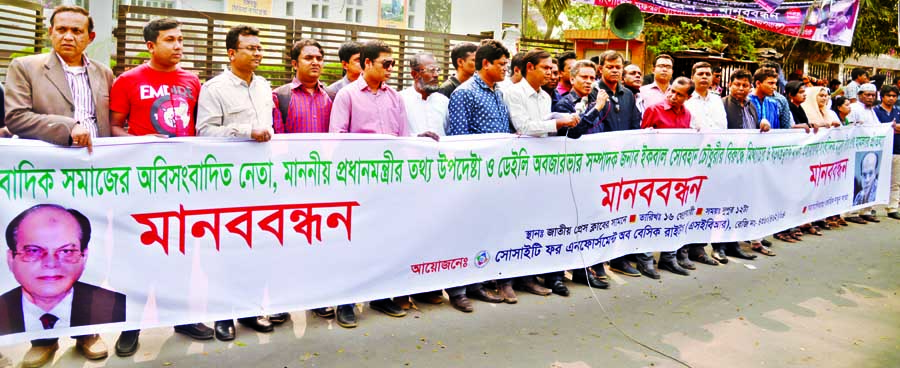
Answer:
[
  {"left": 272, "top": 39, "right": 332, "bottom": 133},
  {"left": 2, "top": 5, "right": 114, "bottom": 366}
]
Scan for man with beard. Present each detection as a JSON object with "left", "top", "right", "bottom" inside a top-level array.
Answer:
[
  {"left": 400, "top": 52, "right": 446, "bottom": 137},
  {"left": 542, "top": 59, "right": 561, "bottom": 107}
]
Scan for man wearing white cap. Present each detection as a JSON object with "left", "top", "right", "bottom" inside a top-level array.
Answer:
[{"left": 845, "top": 83, "right": 881, "bottom": 224}]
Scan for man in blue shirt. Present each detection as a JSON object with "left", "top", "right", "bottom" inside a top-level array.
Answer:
[
  {"left": 445, "top": 39, "right": 509, "bottom": 306},
  {"left": 446, "top": 40, "right": 511, "bottom": 136},
  {"left": 875, "top": 85, "right": 900, "bottom": 220}
]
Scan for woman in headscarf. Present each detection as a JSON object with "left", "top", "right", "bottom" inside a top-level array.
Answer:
[{"left": 802, "top": 86, "right": 842, "bottom": 128}]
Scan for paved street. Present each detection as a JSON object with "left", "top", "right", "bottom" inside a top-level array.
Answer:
[{"left": 2, "top": 217, "right": 898, "bottom": 368}]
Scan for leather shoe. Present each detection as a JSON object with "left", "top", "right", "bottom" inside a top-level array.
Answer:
[
  {"left": 658, "top": 259, "right": 690, "bottom": 276},
  {"left": 174, "top": 323, "right": 214, "bottom": 340},
  {"left": 609, "top": 259, "right": 641, "bottom": 277},
  {"left": 115, "top": 330, "right": 140, "bottom": 357},
  {"left": 238, "top": 316, "right": 274, "bottom": 333},
  {"left": 860, "top": 214, "right": 880, "bottom": 223},
  {"left": 571, "top": 268, "right": 610, "bottom": 289},
  {"left": 690, "top": 251, "right": 720, "bottom": 266},
  {"left": 888, "top": 212, "right": 900, "bottom": 220},
  {"left": 710, "top": 247, "right": 729, "bottom": 264},
  {"left": 393, "top": 296, "right": 413, "bottom": 310},
  {"left": 725, "top": 244, "right": 757, "bottom": 260},
  {"left": 336, "top": 305, "right": 357, "bottom": 328},
  {"left": 467, "top": 288, "right": 503, "bottom": 303},
  {"left": 676, "top": 248, "right": 695, "bottom": 270},
  {"left": 449, "top": 295, "right": 474, "bottom": 313},
  {"left": 312, "top": 307, "right": 335, "bottom": 319},
  {"left": 761, "top": 239, "right": 773, "bottom": 247},
  {"left": 23, "top": 341, "right": 58, "bottom": 368},
  {"left": 636, "top": 261, "right": 660, "bottom": 279},
  {"left": 268, "top": 312, "right": 290, "bottom": 324},
  {"left": 845, "top": 216, "right": 867, "bottom": 224},
  {"left": 593, "top": 264, "right": 609, "bottom": 280},
  {"left": 369, "top": 298, "right": 407, "bottom": 317},
  {"left": 514, "top": 277, "right": 552, "bottom": 296},
  {"left": 545, "top": 279, "right": 570, "bottom": 296},
  {"left": 214, "top": 320, "right": 236, "bottom": 341},
  {"left": 498, "top": 283, "right": 518, "bottom": 304},
  {"left": 412, "top": 291, "right": 445, "bottom": 305},
  {"left": 75, "top": 334, "right": 108, "bottom": 360}
]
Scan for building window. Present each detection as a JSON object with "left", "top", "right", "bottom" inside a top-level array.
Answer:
[
  {"left": 345, "top": 8, "right": 353, "bottom": 22},
  {"left": 407, "top": 15, "right": 414, "bottom": 28},
  {"left": 312, "top": 4, "right": 320, "bottom": 18},
  {"left": 286, "top": 1, "right": 294, "bottom": 16},
  {"left": 355, "top": 9, "right": 362, "bottom": 23},
  {"left": 322, "top": 5, "right": 329, "bottom": 18},
  {"left": 409, "top": 0, "right": 415, "bottom": 9}
]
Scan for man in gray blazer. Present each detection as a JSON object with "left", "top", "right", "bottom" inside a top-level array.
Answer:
[
  {"left": 3, "top": 5, "right": 113, "bottom": 153},
  {"left": 1, "top": 5, "right": 112, "bottom": 367}
]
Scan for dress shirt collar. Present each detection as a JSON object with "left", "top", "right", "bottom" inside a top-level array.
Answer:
[
  {"left": 691, "top": 90, "right": 714, "bottom": 101},
  {"left": 56, "top": 53, "right": 90, "bottom": 74},
  {"left": 516, "top": 79, "right": 542, "bottom": 97},
  {"left": 22, "top": 288, "right": 74, "bottom": 331},
  {"left": 356, "top": 76, "right": 390, "bottom": 92},
  {"left": 289, "top": 78, "right": 327, "bottom": 94},
  {"left": 473, "top": 73, "right": 493, "bottom": 91},
  {"left": 663, "top": 100, "right": 684, "bottom": 114},
  {"left": 598, "top": 79, "right": 624, "bottom": 96},
  {"left": 222, "top": 69, "right": 263, "bottom": 87}
]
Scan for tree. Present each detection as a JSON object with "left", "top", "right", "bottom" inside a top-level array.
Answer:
[{"left": 425, "top": 0, "right": 451, "bottom": 33}]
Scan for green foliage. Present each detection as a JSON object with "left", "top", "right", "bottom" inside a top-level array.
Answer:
[
  {"left": 10, "top": 47, "right": 49, "bottom": 59},
  {"left": 425, "top": 0, "right": 451, "bottom": 33}
]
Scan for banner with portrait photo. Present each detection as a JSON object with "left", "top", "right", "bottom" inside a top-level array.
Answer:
[
  {"left": 0, "top": 126, "right": 892, "bottom": 344},
  {"left": 580, "top": 0, "right": 861, "bottom": 47}
]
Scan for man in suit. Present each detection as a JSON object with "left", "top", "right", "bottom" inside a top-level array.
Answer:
[
  {"left": 3, "top": 5, "right": 113, "bottom": 153},
  {"left": 2, "top": 6, "right": 114, "bottom": 367},
  {"left": 2, "top": 204, "right": 125, "bottom": 367}
]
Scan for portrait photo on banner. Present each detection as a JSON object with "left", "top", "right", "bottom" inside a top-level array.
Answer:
[
  {"left": 852, "top": 151, "right": 880, "bottom": 206},
  {"left": 0, "top": 204, "right": 125, "bottom": 336}
]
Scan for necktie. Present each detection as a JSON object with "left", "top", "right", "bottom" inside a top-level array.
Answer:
[{"left": 39, "top": 313, "right": 58, "bottom": 329}]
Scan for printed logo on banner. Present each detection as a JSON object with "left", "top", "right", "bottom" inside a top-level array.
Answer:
[{"left": 474, "top": 250, "right": 490, "bottom": 268}]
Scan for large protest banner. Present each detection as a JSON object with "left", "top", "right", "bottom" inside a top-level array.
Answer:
[
  {"left": 580, "top": 0, "right": 861, "bottom": 47},
  {"left": 0, "top": 126, "right": 891, "bottom": 344}
]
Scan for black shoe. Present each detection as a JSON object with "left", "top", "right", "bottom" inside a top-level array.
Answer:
[
  {"left": 761, "top": 239, "right": 773, "bottom": 247},
  {"left": 636, "top": 261, "right": 660, "bottom": 279},
  {"left": 214, "top": 320, "right": 235, "bottom": 341},
  {"left": 114, "top": 330, "right": 140, "bottom": 357},
  {"left": 312, "top": 307, "right": 335, "bottom": 319},
  {"left": 676, "top": 248, "right": 695, "bottom": 270},
  {"left": 174, "top": 323, "right": 214, "bottom": 340},
  {"left": 369, "top": 298, "right": 407, "bottom": 317},
  {"left": 860, "top": 214, "right": 880, "bottom": 223},
  {"left": 336, "top": 305, "right": 357, "bottom": 328},
  {"left": 725, "top": 244, "right": 757, "bottom": 260},
  {"left": 609, "top": 259, "right": 641, "bottom": 277},
  {"left": 658, "top": 259, "right": 690, "bottom": 276},
  {"left": 690, "top": 251, "right": 720, "bottom": 266},
  {"left": 545, "top": 279, "right": 570, "bottom": 296},
  {"left": 267, "top": 313, "right": 290, "bottom": 325},
  {"left": 571, "top": 268, "right": 610, "bottom": 289},
  {"left": 710, "top": 247, "right": 729, "bottom": 264},
  {"left": 845, "top": 216, "right": 867, "bottom": 224},
  {"left": 237, "top": 316, "right": 274, "bottom": 333},
  {"left": 593, "top": 265, "right": 609, "bottom": 279},
  {"left": 888, "top": 212, "right": 900, "bottom": 220}
]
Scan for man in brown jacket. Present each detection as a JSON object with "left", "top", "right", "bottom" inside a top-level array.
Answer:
[
  {"left": 1, "top": 5, "right": 112, "bottom": 367},
  {"left": 3, "top": 5, "right": 113, "bottom": 153}
]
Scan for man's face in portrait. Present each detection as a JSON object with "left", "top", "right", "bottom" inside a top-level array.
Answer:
[
  {"left": 860, "top": 153, "right": 878, "bottom": 193},
  {"left": 7, "top": 207, "right": 87, "bottom": 307}
]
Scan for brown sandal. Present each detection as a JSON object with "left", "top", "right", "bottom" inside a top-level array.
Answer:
[
  {"left": 774, "top": 232, "right": 797, "bottom": 243},
  {"left": 752, "top": 245, "right": 776, "bottom": 256},
  {"left": 801, "top": 224, "right": 823, "bottom": 236},
  {"left": 789, "top": 228, "right": 804, "bottom": 241}
]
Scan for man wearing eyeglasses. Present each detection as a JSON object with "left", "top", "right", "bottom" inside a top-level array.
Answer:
[
  {"left": 329, "top": 40, "right": 409, "bottom": 327},
  {"left": 0, "top": 204, "right": 125, "bottom": 340},
  {"left": 196, "top": 24, "right": 283, "bottom": 342}
]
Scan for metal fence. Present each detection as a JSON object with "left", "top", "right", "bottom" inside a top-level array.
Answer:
[
  {"left": 115, "top": 5, "right": 488, "bottom": 89},
  {"left": 0, "top": 0, "right": 45, "bottom": 82}
]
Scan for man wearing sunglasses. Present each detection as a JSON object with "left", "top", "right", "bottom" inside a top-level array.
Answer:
[
  {"left": 329, "top": 40, "right": 409, "bottom": 327},
  {"left": 1, "top": 204, "right": 125, "bottom": 366}
]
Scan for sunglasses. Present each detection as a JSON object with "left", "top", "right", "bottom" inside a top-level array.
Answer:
[{"left": 375, "top": 58, "right": 395, "bottom": 69}]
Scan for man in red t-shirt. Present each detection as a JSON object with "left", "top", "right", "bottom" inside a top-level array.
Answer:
[
  {"left": 641, "top": 76, "right": 693, "bottom": 129},
  {"left": 110, "top": 18, "right": 199, "bottom": 137},
  {"left": 107, "top": 18, "right": 213, "bottom": 358}
]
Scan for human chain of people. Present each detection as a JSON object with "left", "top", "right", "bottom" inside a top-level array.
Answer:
[{"left": 0, "top": 3, "right": 897, "bottom": 368}]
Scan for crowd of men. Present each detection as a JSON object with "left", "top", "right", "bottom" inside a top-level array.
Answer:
[{"left": 2, "top": 6, "right": 899, "bottom": 368}]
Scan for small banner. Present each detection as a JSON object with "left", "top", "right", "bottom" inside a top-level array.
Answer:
[
  {"left": 0, "top": 126, "right": 891, "bottom": 344},
  {"left": 582, "top": 0, "right": 861, "bottom": 47}
]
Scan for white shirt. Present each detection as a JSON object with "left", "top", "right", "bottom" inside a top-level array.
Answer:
[
  {"left": 848, "top": 101, "right": 880, "bottom": 125},
  {"left": 399, "top": 87, "right": 448, "bottom": 136},
  {"left": 196, "top": 69, "right": 276, "bottom": 137},
  {"left": 502, "top": 80, "right": 556, "bottom": 136},
  {"left": 22, "top": 289, "right": 73, "bottom": 332},
  {"left": 495, "top": 78, "right": 514, "bottom": 91},
  {"left": 56, "top": 53, "right": 98, "bottom": 138},
  {"left": 685, "top": 90, "right": 727, "bottom": 129}
]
